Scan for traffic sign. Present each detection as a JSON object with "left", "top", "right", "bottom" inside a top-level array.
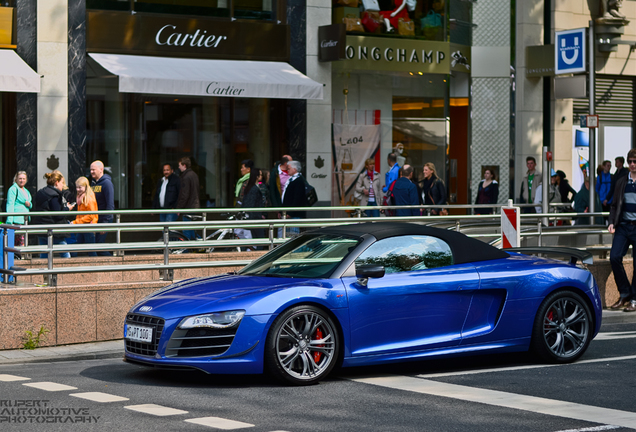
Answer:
[
  {"left": 555, "top": 28, "right": 586, "bottom": 75},
  {"left": 580, "top": 114, "right": 599, "bottom": 128}
]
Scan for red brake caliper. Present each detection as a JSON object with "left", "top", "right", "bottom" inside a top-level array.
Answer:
[
  {"left": 313, "top": 328, "right": 324, "bottom": 363},
  {"left": 545, "top": 309, "right": 555, "bottom": 332}
]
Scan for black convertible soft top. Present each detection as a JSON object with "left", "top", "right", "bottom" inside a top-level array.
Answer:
[{"left": 310, "top": 222, "right": 510, "bottom": 265}]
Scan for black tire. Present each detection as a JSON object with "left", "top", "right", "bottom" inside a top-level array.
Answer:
[
  {"left": 265, "top": 305, "right": 340, "bottom": 386},
  {"left": 530, "top": 290, "right": 592, "bottom": 363}
]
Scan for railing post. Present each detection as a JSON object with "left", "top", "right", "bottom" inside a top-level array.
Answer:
[
  {"left": 202, "top": 212, "right": 207, "bottom": 240},
  {"left": 47, "top": 229, "right": 54, "bottom": 287},
  {"left": 282, "top": 211, "right": 287, "bottom": 239},
  {"left": 537, "top": 221, "right": 542, "bottom": 247},
  {"left": 3, "top": 228, "right": 8, "bottom": 284},
  {"left": 162, "top": 226, "right": 173, "bottom": 281},
  {"left": 24, "top": 221, "right": 30, "bottom": 260},
  {"left": 116, "top": 213, "right": 122, "bottom": 257},
  {"left": 269, "top": 224, "right": 274, "bottom": 250}
]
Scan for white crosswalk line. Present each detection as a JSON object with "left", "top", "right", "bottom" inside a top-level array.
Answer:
[
  {"left": 594, "top": 331, "right": 636, "bottom": 341},
  {"left": 23, "top": 382, "right": 77, "bottom": 391},
  {"left": 184, "top": 416, "right": 255, "bottom": 429},
  {"left": 70, "top": 392, "right": 129, "bottom": 403},
  {"left": 0, "top": 374, "right": 30, "bottom": 382},
  {"left": 553, "top": 425, "right": 621, "bottom": 432},
  {"left": 124, "top": 404, "right": 188, "bottom": 416},
  {"left": 350, "top": 375, "right": 636, "bottom": 429}
]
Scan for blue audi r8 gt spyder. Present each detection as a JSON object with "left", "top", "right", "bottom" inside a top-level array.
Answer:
[{"left": 123, "top": 223, "right": 602, "bottom": 385}]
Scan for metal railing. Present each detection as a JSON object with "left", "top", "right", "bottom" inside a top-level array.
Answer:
[{"left": 0, "top": 204, "right": 610, "bottom": 287}]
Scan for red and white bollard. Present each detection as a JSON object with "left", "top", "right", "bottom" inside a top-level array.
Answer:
[{"left": 501, "top": 199, "right": 520, "bottom": 249}]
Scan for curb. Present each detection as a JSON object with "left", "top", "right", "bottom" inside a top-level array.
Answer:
[{"left": 0, "top": 350, "right": 123, "bottom": 366}]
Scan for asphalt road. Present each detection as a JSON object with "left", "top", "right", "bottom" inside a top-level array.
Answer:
[{"left": 1, "top": 317, "right": 635, "bottom": 432}]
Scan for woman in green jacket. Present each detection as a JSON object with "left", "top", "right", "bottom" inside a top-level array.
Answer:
[{"left": 5, "top": 171, "right": 32, "bottom": 246}]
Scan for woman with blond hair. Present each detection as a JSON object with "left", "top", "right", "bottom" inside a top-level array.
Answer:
[
  {"left": 33, "top": 171, "right": 72, "bottom": 258},
  {"left": 5, "top": 171, "right": 32, "bottom": 246},
  {"left": 418, "top": 162, "right": 447, "bottom": 215},
  {"left": 70, "top": 177, "right": 98, "bottom": 256}
]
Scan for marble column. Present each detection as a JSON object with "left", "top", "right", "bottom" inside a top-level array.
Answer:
[
  {"left": 37, "top": 0, "right": 69, "bottom": 189},
  {"left": 16, "top": 0, "right": 37, "bottom": 197},
  {"left": 287, "top": 0, "right": 307, "bottom": 166},
  {"left": 68, "top": 0, "right": 86, "bottom": 183}
]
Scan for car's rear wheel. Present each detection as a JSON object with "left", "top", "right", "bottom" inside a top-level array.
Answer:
[
  {"left": 530, "top": 290, "right": 592, "bottom": 363},
  {"left": 265, "top": 305, "right": 339, "bottom": 386}
]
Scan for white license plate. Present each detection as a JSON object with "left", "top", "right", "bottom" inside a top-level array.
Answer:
[{"left": 125, "top": 324, "right": 153, "bottom": 343}]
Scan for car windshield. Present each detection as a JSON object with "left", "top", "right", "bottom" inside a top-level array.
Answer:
[{"left": 239, "top": 234, "right": 361, "bottom": 278}]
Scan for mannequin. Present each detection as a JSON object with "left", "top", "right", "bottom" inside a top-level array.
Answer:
[{"left": 380, "top": 0, "right": 412, "bottom": 32}]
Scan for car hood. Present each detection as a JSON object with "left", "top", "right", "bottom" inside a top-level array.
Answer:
[{"left": 130, "top": 274, "right": 312, "bottom": 319}]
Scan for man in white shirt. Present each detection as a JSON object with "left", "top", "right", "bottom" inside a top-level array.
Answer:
[{"left": 152, "top": 163, "right": 181, "bottom": 222}]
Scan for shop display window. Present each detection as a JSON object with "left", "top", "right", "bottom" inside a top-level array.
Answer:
[
  {"left": 87, "top": 0, "right": 275, "bottom": 20},
  {"left": 86, "top": 77, "right": 282, "bottom": 210}
]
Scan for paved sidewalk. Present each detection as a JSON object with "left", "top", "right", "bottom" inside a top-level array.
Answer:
[{"left": 0, "top": 310, "right": 634, "bottom": 366}]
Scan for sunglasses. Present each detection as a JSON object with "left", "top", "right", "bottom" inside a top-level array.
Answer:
[{"left": 629, "top": 159, "right": 636, "bottom": 164}]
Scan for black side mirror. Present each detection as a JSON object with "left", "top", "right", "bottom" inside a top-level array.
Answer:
[{"left": 355, "top": 264, "right": 385, "bottom": 287}]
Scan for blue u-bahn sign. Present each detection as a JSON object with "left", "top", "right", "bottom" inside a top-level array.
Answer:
[{"left": 555, "top": 28, "right": 586, "bottom": 75}]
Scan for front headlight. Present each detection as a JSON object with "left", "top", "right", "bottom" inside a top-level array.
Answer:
[{"left": 178, "top": 310, "right": 246, "bottom": 329}]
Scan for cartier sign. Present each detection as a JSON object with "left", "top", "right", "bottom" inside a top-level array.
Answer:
[
  {"left": 318, "top": 24, "right": 346, "bottom": 62},
  {"left": 87, "top": 11, "right": 289, "bottom": 61}
]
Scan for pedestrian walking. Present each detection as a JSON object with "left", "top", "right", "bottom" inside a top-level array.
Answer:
[
  {"left": 608, "top": 149, "right": 636, "bottom": 311},
  {"left": 597, "top": 160, "right": 613, "bottom": 213},
  {"left": 382, "top": 152, "right": 400, "bottom": 194},
  {"left": 176, "top": 157, "right": 200, "bottom": 241},
  {"left": 474, "top": 169, "right": 499, "bottom": 214},
  {"left": 520, "top": 156, "right": 541, "bottom": 213},
  {"left": 269, "top": 155, "right": 292, "bottom": 208},
  {"left": 391, "top": 165, "right": 419, "bottom": 217},
  {"left": 70, "top": 176, "right": 98, "bottom": 257},
  {"left": 5, "top": 171, "right": 32, "bottom": 247},
  {"left": 281, "top": 161, "right": 306, "bottom": 235},
  {"left": 418, "top": 162, "right": 447, "bottom": 215},
  {"left": 241, "top": 168, "right": 265, "bottom": 244}
]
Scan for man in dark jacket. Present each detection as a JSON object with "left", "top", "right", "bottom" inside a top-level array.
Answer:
[
  {"left": 608, "top": 156, "right": 630, "bottom": 203},
  {"left": 176, "top": 157, "right": 200, "bottom": 240},
  {"left": 282, "top": 161, "right": 306, "bottom": 234},
  {"left": 90, "top": 160, "right": 115, "bottom": 256},
  {"left": 391, "top": 165, "right": 420, "bottom": 217},
  {"left": 152, "top": 163, "right": 181, "bottom": 223},
  {"left": 608, "top": 149, "right": 636, "bottom": 311},
  {"left": 269, "top": 155, "right": 292, "bottom": 208}
]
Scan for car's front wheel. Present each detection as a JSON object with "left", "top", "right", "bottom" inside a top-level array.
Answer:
[
  {"left": 530, "top": 290, "right": 592, "bottom": 363},
  {"left": 265, "top": 305, "right": 340, "bottom": 385}
]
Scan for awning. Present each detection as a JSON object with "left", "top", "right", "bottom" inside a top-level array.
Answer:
[
  {"left": 88, "top": 53, "right": 323, "bottom": 100},
  {"left": 0, "top": 50, "right": 40, "bottom": 93}
]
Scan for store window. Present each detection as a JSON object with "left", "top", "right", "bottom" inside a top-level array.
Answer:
[
  {"left": 86, "top": 77, "right": 281, "bottom": 210},
  {"left": 87, "top": 0, "right": 274, "bottom": 20}
]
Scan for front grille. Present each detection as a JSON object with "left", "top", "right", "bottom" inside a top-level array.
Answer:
[
  {"left": 125, "top": 314, "right": 165, "bottom": 357},
  {"left": 166, "top": 326, "right": 239, "bottom": 358}
]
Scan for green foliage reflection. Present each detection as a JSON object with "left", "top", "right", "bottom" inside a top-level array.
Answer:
[{"left": 357, "top": 251, "right": 453, "bottom": 273}]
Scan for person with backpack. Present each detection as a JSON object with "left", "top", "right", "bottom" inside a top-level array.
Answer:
[{"left": 5, "top": 171, "right": 32, "bottom": 247}]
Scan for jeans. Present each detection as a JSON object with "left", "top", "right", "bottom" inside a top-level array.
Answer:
[
  {"left": 95, "top": 231, "right": 112, "bottom": 256},
  {"left": 365, "top": 201, "right": 380, "bottom": 218},
  {"left": 610, "top": 223, "right": 636, "bottom": 300},
  {"left": 38, "top": 236, "right": 70, "bottom": 259},
  {"left": 160, "top": 212, "right": 178, "bottom": 223},
  {"left": 76, "top": 232, "right": 97, "bottom": 257}
]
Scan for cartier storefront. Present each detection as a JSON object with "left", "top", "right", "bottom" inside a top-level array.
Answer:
[{"left": 85, "top": 10, "right": 322, "bottom": 209}]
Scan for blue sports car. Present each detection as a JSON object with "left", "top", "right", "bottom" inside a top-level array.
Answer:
[{"left": 123, "top": 222, "right": 602, "bottom": 385}]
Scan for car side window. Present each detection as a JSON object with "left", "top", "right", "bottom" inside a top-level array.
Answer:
[{"left": 355, "top": 235, "right": 453, "bottom": 274}]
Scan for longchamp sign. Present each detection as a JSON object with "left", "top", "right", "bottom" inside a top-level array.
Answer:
[
  {"left": 334, "top": 36, "right": 471, "bottom": 74},
  {"left": 87, "top": 11, "right": 289, "bottom": 61}
]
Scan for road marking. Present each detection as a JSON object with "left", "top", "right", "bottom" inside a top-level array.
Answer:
[
  {"left": 70, "top": 392, "right": 129, "bottom": 403},
  {"left": 553, "top": 425, "right": 621, "bottom": 432},
  {"left": 0, "top": 374, "right": 30, "bottom": 382},
  {"left": 351, "top": 375, "right": 636, "bottom": 429},
  {"left": 124, "top": 404, "right": 188, "bottom": 416},
  {"left": 418, "top": 354, "right": 636, "bottom": 378},
  {"left": 594, "top": 331, "right": 636, "bottom": 341},
  {"left": 23, "top": 382, "right": 77, "bottom": 391},
  {"left": 184, "top": 417, "right": 254, "bottom": 429}
]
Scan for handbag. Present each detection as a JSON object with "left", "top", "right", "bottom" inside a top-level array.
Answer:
[
  {"left": 361, "top": 11, "right": 383, "bottom": 33},
  {"left": 361, "top": 0, "right": 380, "bottom": 10},
  {"left": 344, "top": 16, "right": 365, "bottom": 33},
  {"left": 382, "top": 180, "right": 397, "bottom": 216},
  {"left": 421, "top": 10, "right": 442, "bottom": 28},
  {"left": 397, "top": 18, "right": 415, "bottom": 36}
]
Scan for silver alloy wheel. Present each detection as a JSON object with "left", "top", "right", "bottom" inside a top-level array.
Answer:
[
  {"left": 542, "top": 296, "right": 589, "bottom": 359},
  {"left": 274, "top": 309, "right": 336, "bottom": 381}
]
